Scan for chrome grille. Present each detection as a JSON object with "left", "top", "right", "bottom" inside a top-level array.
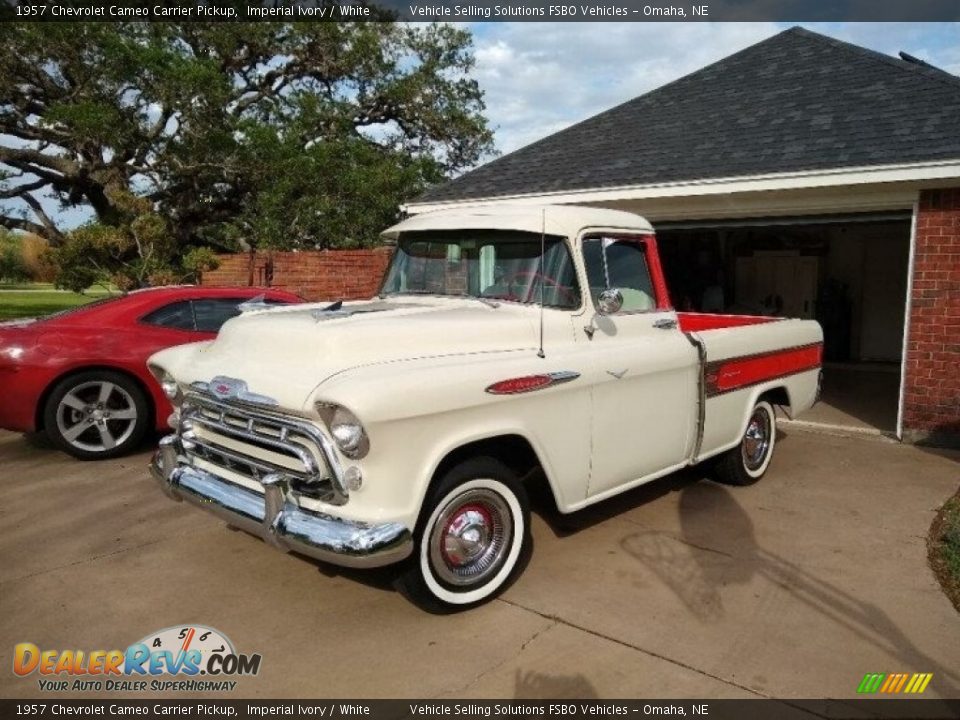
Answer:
[{"left": 179, "top": 393, "right": 346, "bottom": 504}]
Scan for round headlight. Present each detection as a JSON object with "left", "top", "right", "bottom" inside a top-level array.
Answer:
[
  {"left": 160, "top": 374, "right": 180, "bottom": 400},
  {"left": 331, "top": 423, "right": 362, "bottom": 452},
  {"left": 316, "top": 402, "right": 369, "bottom": 459}
]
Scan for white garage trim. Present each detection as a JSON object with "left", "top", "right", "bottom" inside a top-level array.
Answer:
[
  {"left": 405, "top": 159, "right": 960, "bottom": 214},
  {"left": 896, "top": 196, "right": 921, "bottom": 441}
]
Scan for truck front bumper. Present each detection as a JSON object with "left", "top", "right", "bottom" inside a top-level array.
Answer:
[{"left": 150, "top": 435, "right": 413, "bottom": 569}]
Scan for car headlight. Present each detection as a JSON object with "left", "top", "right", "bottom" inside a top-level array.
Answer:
[
  {"left": 149, "top": 364, "right": 182, "bottom": 405},
  {"left": 315, "top": 402, "right": 369, "bottom": 459}
]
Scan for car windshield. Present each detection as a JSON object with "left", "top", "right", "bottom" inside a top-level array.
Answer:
[{"left": 381, "top": 230, "right": 581, "bottom": 310}]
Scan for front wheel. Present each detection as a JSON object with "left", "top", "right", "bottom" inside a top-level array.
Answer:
[
  {"left": 397, "top": 457, "right": 530, "bottom": 611},
  {"left": 43, "top": 370, "right": 150, "bottom": 460},
  {"left": 714, "top": 399, "right": 776, "bottom": 486}
]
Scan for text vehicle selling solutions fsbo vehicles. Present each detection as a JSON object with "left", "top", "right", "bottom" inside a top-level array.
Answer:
[{"left": 148, "top": 206, "right": 823, "bottom": 608}]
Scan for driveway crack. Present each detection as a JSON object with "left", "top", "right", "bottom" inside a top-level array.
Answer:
[
  {"left": 444, "top": 619, "right": 557, "bottom": 696},
  {"left": 0, "top": 537, "right": 169, "bottom": 586},
  {"left": 497, "top": 596, "right": 770, "bottom": 699}
]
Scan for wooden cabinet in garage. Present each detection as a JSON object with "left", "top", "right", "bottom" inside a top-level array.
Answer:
[{"left": 735, "top": 252, "right": 819, "bottom": 319}]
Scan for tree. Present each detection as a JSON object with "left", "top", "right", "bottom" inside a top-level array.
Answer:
[
  {"left": 0, "top": 229, "right": 29, "bottom": 282},
  {"left": 0, "top": 13, "right": 494, "bottom": 285}
]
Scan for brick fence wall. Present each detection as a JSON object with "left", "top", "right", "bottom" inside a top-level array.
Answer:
[
  {"left": 200, "top": 248, "right": 393, "bottom": 302},
  {"left": 902, "top": 188, "right": 960, "bottom": 446}
]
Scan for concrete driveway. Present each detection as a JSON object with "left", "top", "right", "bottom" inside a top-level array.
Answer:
[{"left": 1, "top": 426, "right": 958, "bottom": 700}]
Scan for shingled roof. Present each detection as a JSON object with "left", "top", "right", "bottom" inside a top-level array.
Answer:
[{"left": 417, "top": 27, "right": 960, "bottom": 204}]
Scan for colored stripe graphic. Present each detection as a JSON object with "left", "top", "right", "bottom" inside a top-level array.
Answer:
[
  {"left": 704, "top": 343, "right": 822, "bottom": 397},
  {"left": 907, "top": 673, "right": 933, "bottom": 694},
  {"left": 858, "top": 673, "right": 932, "bottom": 694},
  {"left": 858, "top": 674, "right": 885, "bottom": 693}
]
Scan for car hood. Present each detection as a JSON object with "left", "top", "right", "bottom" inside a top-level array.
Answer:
[{"left": 150, "top": 298, "right": 539, "bottom": 410}]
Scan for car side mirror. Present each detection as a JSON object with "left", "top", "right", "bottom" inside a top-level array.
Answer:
[{"left": 597, "top": 288, "right": 624, "bottom": 315}]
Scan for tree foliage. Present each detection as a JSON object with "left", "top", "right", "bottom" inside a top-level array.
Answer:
[
  {"left": 0, "top": 15, "right": 494, "bottom": 286},
  {"left": 0, "top": 229, "right": 29, "bottom": 282}
]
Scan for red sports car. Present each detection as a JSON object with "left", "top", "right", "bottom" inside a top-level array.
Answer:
[{"left": 0, "top": 286, "right": 301, "bottom": 459}]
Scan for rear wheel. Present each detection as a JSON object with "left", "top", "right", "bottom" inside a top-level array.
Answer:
[
  {"left": 715, "top": 399, "right": 776, "bottom": 486},
  {"left": 397, "top": 457, "right": 530, "bottom": 610},
  {"left": 43, "top": 370, "right": 150, "bottom": 460}
]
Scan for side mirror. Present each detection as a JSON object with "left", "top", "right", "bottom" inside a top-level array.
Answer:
[{"left": 597, "top": 288, "right": 624, "bottom": 315}]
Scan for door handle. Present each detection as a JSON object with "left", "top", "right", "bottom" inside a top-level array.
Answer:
[{"left": 652, "top": 318, "right": 678, "bottom": 330}]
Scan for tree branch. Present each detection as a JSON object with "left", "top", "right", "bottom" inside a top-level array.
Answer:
[
  {"left": 0, "top": 213, "right": 50, "bottom": 238},
  {"left": 0, "top": 145, "right": 78, "bottom": 178},
  {"left": 19, "top": 191, "right": 65, "bottom": 244},
  {"left": 0, "top": 178, "right": 47, "bottom": 199}
]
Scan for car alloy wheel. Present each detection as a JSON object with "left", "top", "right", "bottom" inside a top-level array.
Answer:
[{"left": 54, "top": 380, "right": 139, "bottom": 454}]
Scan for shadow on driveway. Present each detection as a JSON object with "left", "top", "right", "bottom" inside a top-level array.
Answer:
[{"left": 620, "top": 481, "right": 960, "bottom": 695}]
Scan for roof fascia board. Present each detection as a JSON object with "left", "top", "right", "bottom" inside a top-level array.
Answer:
[{"left": 404, "top": 159, "right": 960, "bottom": 214}]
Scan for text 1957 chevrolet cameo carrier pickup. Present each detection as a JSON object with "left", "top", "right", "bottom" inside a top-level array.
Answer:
[{"left": 148, "top": 206, "right": 823, "bottom": 608}]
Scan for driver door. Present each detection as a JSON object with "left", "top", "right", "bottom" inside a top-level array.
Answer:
[{"left": 582, "top": 234, "right": 699, "bottom": 498}]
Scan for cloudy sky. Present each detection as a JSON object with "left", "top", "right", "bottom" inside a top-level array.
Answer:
[{"left": 470, "top": 22, "right": 960, "bottom": 155}]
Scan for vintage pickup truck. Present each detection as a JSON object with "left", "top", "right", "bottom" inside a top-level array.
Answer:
[{"left": 148, "top": 206, "right": 823, "bottom": 608}]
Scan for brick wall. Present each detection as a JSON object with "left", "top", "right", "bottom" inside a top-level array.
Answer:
[
  {"left": 902, "top": 188, "right": 960, "bottom": 447},
  {"left": 200, "top": 248, "right": 393, "bottom": 302}
]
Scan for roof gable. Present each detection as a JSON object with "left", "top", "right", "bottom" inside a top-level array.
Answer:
[{"left": 419, "top": 27, "right": 960, "bottom": 204}]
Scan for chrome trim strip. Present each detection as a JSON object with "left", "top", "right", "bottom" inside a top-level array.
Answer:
[
  {"left": 150, "top": 439, "right": 411, "bottom": 569},
  {"left": 682, "top": 332, "right": 708, "bottom": 464}
]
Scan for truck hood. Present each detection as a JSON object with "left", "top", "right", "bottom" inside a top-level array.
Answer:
[{"left": 155, "top": 298, "right": 538, "bottom": 410}]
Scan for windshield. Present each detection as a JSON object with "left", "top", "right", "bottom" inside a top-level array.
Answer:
[{"left": 381, "top": 230, "right": 581, "bottom": 310}]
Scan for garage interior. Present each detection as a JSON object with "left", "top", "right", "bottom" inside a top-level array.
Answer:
[{"left": 656, "top": 213, "right": 911, "bottom": 434}]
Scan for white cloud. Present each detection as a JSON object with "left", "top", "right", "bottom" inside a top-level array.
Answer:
[
  {"left": 470, "top": 21, "right": 960, "bottom": 156},
  {"left": 471, "top": 22, "right": 781, "bottom": 154}
]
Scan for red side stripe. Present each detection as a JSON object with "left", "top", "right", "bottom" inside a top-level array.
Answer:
[{"left": 706, "top": 344, "right": 822, "bottom": 396}]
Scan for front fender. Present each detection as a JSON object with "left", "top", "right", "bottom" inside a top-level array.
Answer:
[{"left": 311, "top": 351, "right": 593, "bottom": 524}]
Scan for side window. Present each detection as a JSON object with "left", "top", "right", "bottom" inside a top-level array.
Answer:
[
  {"left": 192, "top": 298, "right": 247, "bottom": 333},
  {"left": 141, "top": 301, "right": 196, "bottom": 331},
  {"left": 582, "top": 237, "right": 656, "bottom": 312}
]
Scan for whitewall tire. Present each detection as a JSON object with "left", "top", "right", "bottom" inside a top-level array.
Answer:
[
  {"left": 715, "top": 399, "right": 777, "bottom": 486},
  {"left": 398, "top": 457, "right": 530, "bottom": 610}
]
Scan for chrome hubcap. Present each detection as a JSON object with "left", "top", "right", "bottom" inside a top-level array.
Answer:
[
  {"left": 430, "top": 489, "right": 512, "bottom": 586},
  {"left": 742, "top": 407, "right": 771, "bottom": 471},
  {"left": 56, "top": 381, "right": 137, "bottom": 452}
]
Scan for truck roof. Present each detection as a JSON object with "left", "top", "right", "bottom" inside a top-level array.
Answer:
[{"left": 382, "top": 205, "right": 655, "bottom": 240}]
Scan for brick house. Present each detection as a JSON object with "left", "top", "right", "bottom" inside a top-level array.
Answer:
[{"left": 404, "top": 27, "right": 960, "bottom": 447}]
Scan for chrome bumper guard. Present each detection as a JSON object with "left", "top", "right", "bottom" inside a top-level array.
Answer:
[{"left": 150, "top": 435, "right": 412, "bottom": 569}]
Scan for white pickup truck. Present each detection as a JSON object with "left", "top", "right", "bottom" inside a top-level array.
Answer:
[{"left": 148, "top": 206, "right": 822, "bottom": 609}]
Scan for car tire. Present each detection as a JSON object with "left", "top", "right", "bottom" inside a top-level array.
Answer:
[
  {"left": 43, "top": 370, "right": 150, "bottom": 460},
  {"left": 396, "top": 457, "right": 530, "bottom": 611},
  {"left": 714, "top": 399, "right": 776, "bottom": 486}
]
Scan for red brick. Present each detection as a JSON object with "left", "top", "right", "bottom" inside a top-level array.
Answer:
[{"left": 903, "top": 188, "right": 960, "bottom": 437}]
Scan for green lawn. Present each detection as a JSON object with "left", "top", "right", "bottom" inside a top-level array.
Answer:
[{"left": 0, "top": 286, "right": 117, "bottom": 321}]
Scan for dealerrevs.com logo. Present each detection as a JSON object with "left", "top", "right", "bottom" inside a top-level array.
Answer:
[{"left": 13, "top": 625, "right": 262, "bottom": 692}]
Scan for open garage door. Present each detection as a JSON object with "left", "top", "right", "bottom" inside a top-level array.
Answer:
[{"left": 656, "top": 212, "right": 911, "bottom": 435}]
